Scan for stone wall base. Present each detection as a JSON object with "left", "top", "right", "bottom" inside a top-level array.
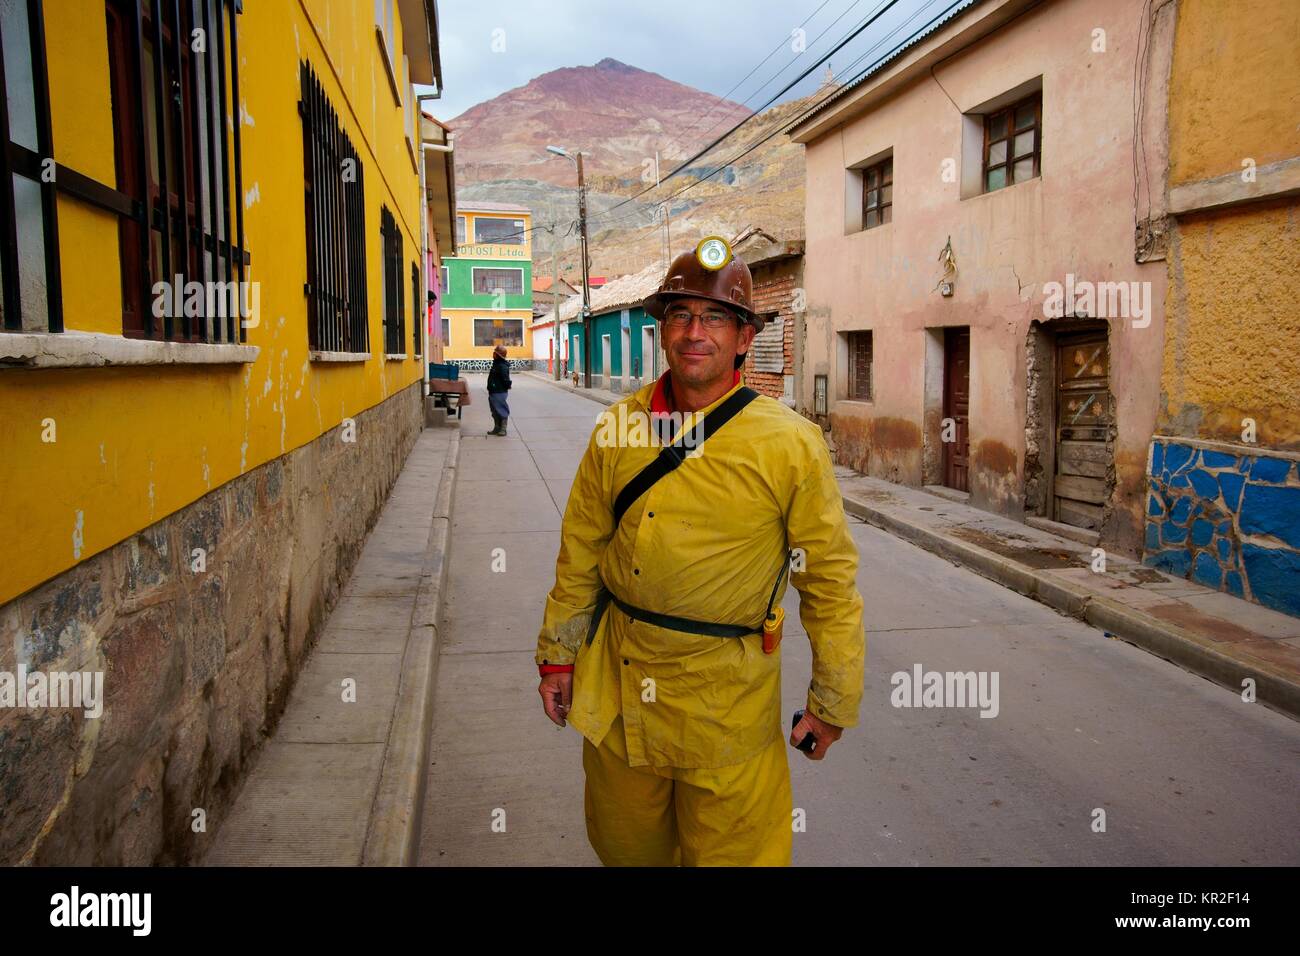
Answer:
[{"left": 0, "top": 382, "right": 423, "bottom": 864}]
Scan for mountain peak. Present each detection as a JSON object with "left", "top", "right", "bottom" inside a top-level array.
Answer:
[
  {"left": 593, "top": 57, "right": 638, "bottom": 72},
  {"left": 449, "top": 60, "right": 752, "bottom": 189}
]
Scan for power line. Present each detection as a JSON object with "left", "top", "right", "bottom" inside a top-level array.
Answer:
[
  {"left": 656, "top": 0, "right": 848, "bottom": 163},
  {"left": 487, "top": 0, "right": 969, "bottom": 265},
  {"left": 585, "top": 0, "right": 969, "bottom": 236},
  {"left": 467, "top": 2, "right": 906, "bottom": 251},
  {"left": 597, "top": 0, "right": 905, "bottom": 220}
]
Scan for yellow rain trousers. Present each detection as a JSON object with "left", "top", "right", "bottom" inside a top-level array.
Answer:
[
  {"left": 536, "top": 374, "right": 865, "bottom": 866},
  {"left": 583, "top": 714, "right": 792, "bottom": 866}
]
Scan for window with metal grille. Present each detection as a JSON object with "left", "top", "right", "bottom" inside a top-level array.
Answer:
[
  {"left": 471, "top": 267, "right": 523, "bottom": 296},
  {"left": 847, "top": 330, "right": 873, "bottom": 401},
  {"left": 862, "top": 157, "right": 892, "bottom": 229},
  {"left": 1, "top": 0, "right": 62, "bottom": 332},
  {"left": 411, "top": 261, "right": 420, "bottom": 356},
  {"left": 473, "top": 217, "right": 523, "bottom": 245},
  {"left": 380, "top": 206, "right": 404, "bottom": 355},
  {"left": 300, "top": 61, "right": 367, "bottom": 353},
  {"left": 983, "top": 92, "right": 1040, "bottom": 193},
  {"left": 102, "top": 0, "right": 250, "bottom": 342}
]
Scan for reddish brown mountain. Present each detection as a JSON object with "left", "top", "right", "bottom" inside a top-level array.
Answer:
[{"left": 448, "top": 58, "right": 752, "bottom": 186}]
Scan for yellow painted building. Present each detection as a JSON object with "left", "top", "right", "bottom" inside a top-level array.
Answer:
[
  {"left": 1159, "top": 0, "right": 1300, "bottom": 448},
  {"left": 0, "top": 0, "right": 453, "bottom": 863},
  {"left": 1141, "top": 0, "right": 1300, "bottom": 616},
  {"left": 440, "top": 201, "right": 534, "bottom": 363}
]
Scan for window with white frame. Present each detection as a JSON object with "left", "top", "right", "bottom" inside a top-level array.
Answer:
[
  {"left": 473, "top": 217, "right": 524, "bottom": 245},
  {"left": 474, "top": 318, "right": 523, "bottom": 347},
  {"left": 472, "top": 267, "right": 524, "bottom": 296}
]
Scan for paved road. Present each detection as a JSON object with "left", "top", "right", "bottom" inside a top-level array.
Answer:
[{"left": 417, "top": 373, "right": 1300, "bottom": 866}]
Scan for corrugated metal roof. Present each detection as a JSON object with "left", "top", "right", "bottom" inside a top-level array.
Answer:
[{"left": 794, "top": 0, "right": 984, "bottom": 132}]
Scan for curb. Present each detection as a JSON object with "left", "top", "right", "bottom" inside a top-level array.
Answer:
[
  {"left": 361, "top": 426, "right": 461, "bottom": 865},
  {"left": 841, "top": 492, "right": 1300, "bottom": 722},
  {"left": 521, "top": 370, "right": 618, "bottom": 406}
]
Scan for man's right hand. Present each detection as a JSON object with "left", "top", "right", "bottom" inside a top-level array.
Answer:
[{"left": 539, "top": 672, "right": 573, "bottom": 727}]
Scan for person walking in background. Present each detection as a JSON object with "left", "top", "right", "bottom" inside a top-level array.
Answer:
[{"left": 487, "top": 344, "right": 512, "bottom": 436}]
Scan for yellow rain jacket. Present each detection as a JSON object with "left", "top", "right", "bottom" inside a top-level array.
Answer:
[{"left": 537, "top": 375, "right": 865, "bottom": 770}]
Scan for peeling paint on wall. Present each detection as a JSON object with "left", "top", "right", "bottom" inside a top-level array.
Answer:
[{"left": 71, "top": 511, "right": 83, "bottom": 559}]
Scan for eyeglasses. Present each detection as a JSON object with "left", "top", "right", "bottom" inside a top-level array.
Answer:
[{"left": 663, "top": 307, "right": 737, "bottom": 329}]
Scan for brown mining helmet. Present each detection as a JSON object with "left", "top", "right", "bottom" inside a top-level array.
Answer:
[{"left": 641, "top": 236, "right": 763, "bottom": 333}]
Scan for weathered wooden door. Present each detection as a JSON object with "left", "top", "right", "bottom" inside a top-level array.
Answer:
[
  {"left": 1054, "top": 330, "right": 1111, "bottom": 529},
  {"left": 942, "top": 328, "right": 970, "bottom": 492}
]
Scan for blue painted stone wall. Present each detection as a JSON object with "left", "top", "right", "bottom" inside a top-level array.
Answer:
[{"left": 1144, "top": 438, "right": 1300, "bottom": 617}]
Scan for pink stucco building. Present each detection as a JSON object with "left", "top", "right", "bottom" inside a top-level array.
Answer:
[{"left": 790, "top": 0, "right": 1172, "bottom": 556}]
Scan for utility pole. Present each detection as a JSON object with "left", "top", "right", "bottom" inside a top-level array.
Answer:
[
  {"left": 656, "top": 150, "right": 671, "bottom": 267},
  {"left": 544, "top": 144, "right": 591, "bottom": 389},
  {"left": 577, "top": 151, "right": 592, "bottom": 390},
  {"left": 551, "top": 205, "right": 561, "bottom": 380},
  {"left": 664, "top": 200, "right": 672, "bottom": 265}
]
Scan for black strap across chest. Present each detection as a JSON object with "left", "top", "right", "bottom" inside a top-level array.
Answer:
[{"left": 611, "top": 385, "right": 759, "bottom": 528}]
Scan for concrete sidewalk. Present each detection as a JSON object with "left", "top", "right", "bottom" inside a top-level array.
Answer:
[
  {"left": 205, "top": 424, "right": 460, "bottom": 866},
  {"left": 836, "top": 473, "right": 1300, "bottom": 720},
  {"left": 522, "top": 370, "right": 1300, "bottom": 721},
  {"left": 417, "top": 372, "right": 600, "bottom": 866}
]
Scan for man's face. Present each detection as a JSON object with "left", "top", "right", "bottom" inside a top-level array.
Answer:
[{"left": 660, "top": 297, "right": 756, "bottom": 390}]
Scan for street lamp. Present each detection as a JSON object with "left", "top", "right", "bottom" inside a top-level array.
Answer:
[{"left": 546, "top": 144, "right": 592, "bottom": 390}]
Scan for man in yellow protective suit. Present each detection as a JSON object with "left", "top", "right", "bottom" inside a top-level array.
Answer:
[{"left": 536, "top": 237, "right": 865, "bottom": 866}]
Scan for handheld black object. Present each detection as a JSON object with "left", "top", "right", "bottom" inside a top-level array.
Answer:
[{"left": 791, "top": 709, "right": 816, "bottom": 753}]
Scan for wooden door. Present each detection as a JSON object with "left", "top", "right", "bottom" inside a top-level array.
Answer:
[
  {"left": 1054, "top": 331, "right": 1111, "bottom": 529},
  {"left": 942, "top": 328, "right": 970, "bottom": 492}
]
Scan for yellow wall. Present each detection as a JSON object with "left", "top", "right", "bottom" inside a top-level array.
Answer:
[
  {"left": 1160, "top": 199, "right": 1300, "bottom": 448},
  {"left": 443, "top": 309, "right": 534, "bottom": 360},
  {"left": 456, "top": 211, "right": 532, "bottom": 259},
  {"left": 1159, "top": 0, "right": 1300, "bottom": 449},
  {"left": 1167, "top": 0, "right": 1300, "bottom": 185},
  {"left": 0, "top": 0, "right": 426, "bottom": 604}
]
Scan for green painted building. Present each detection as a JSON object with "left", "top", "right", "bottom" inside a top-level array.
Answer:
[{"left": 440, "top": 202, "right": 533, "bottom": 367}]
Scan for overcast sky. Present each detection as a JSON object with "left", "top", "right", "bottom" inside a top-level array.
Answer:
[{"left": 426, "top": 0, "right": 943, "bottom": 124}]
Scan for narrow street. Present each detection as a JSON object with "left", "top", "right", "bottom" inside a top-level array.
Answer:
[{"left": 417, "top": 374, "right": 1300, "bottom": 867}]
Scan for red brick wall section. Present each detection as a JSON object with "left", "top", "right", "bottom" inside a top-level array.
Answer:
[{"left": 743, "top": 259, "right": 800, "bottom": 400}]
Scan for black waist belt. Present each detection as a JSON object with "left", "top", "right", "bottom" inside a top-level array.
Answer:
[{"left": 584, "top": 573, "right": 787, "bottom": 646}]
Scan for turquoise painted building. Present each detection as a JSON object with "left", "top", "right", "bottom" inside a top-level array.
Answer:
[
  {"left": 553, "top": 265, "right": 665, "bottom": 391},
  {"left": 567, "top": 305, "right": 661, "bottom": 388}
]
